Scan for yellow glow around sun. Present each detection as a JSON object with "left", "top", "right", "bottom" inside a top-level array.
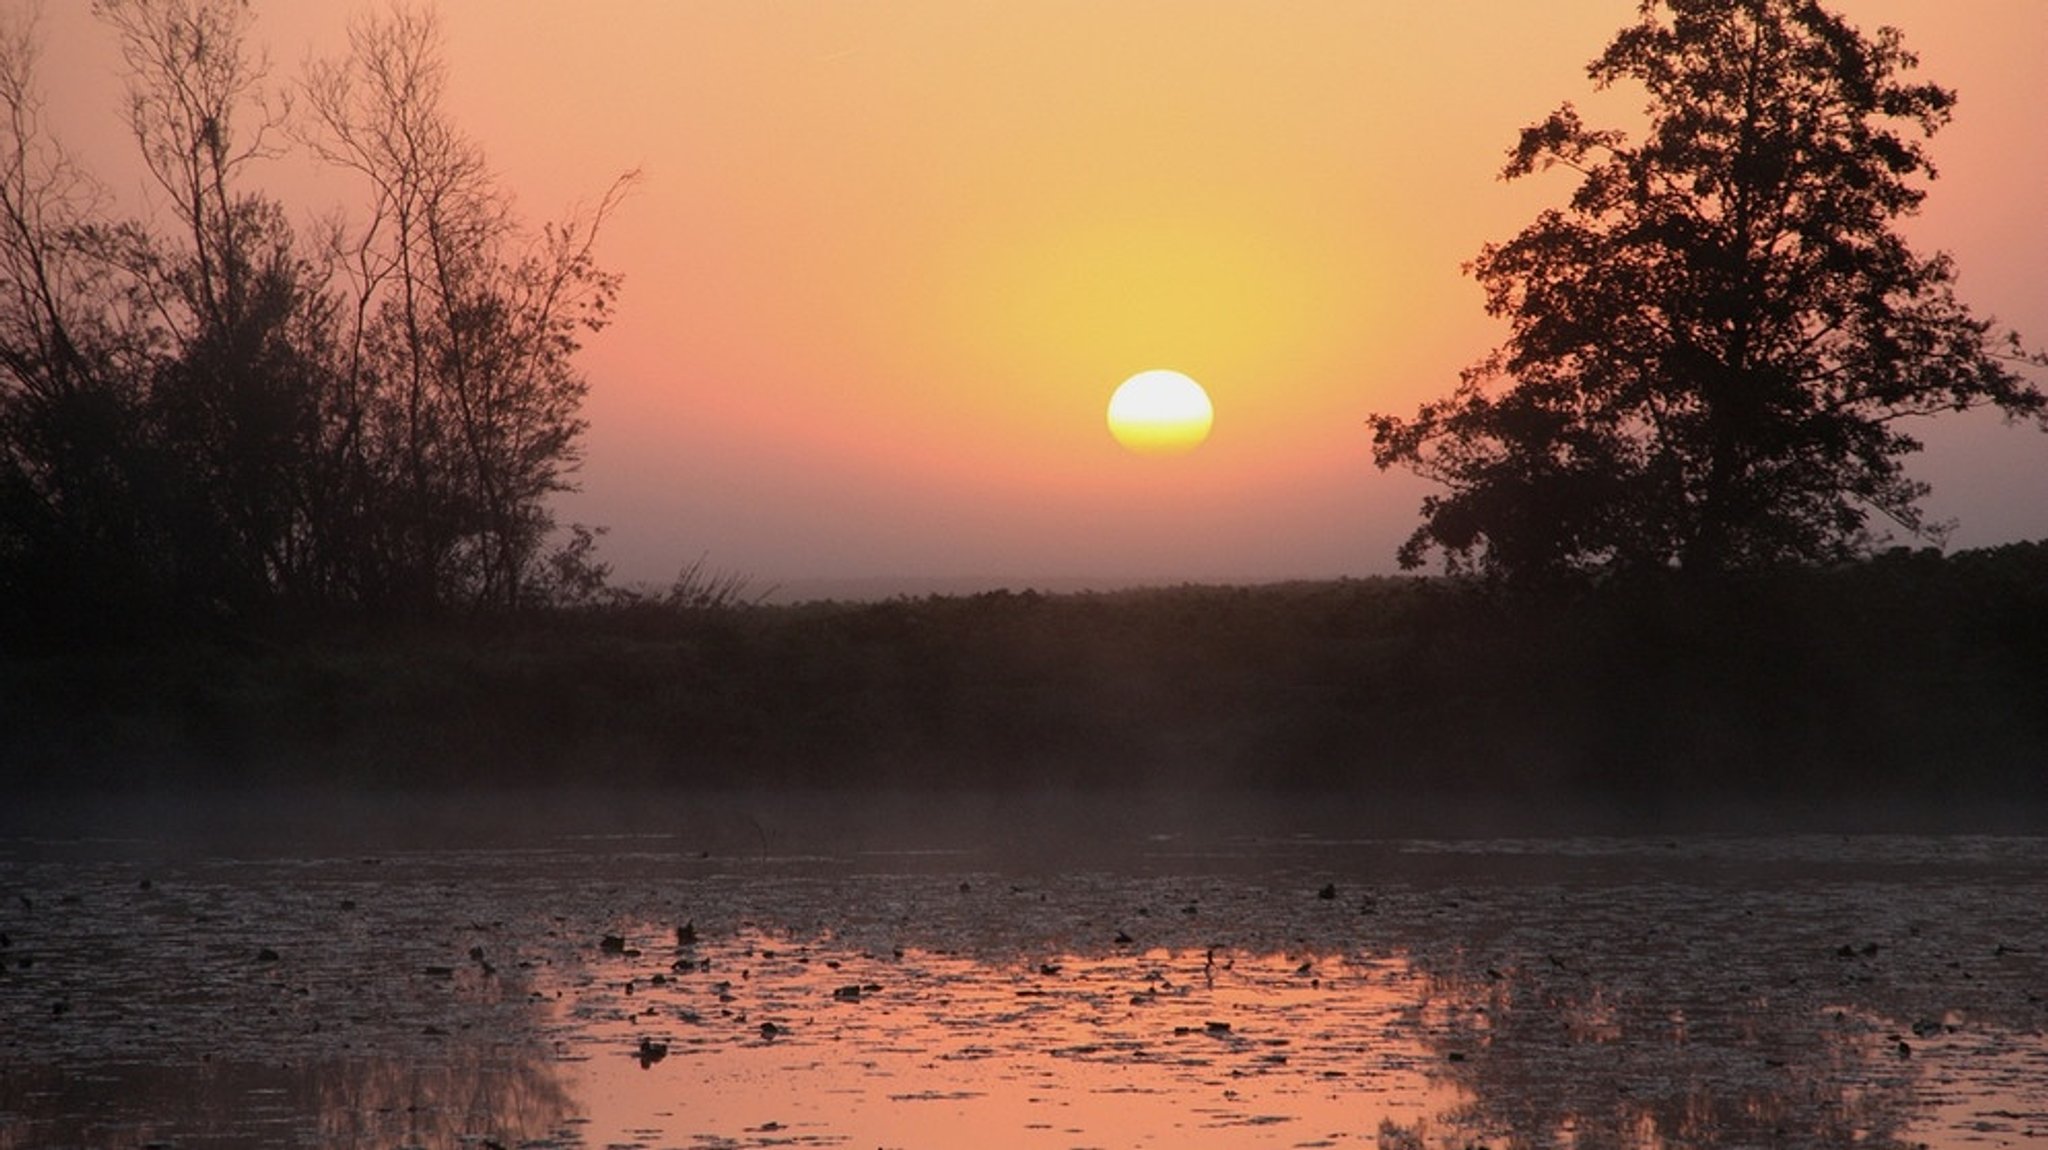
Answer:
[{"left": 1107, "top": 370, "right": 1214, "bottom": 455}]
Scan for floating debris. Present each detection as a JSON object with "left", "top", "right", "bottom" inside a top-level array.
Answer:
[{"left": 5, "top": 828, "right": 2047, "bottom": 1150}]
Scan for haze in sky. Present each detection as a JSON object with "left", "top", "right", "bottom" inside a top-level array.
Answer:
[{"left": 33, "top": 1, "right": 2048, "bottom": 594}]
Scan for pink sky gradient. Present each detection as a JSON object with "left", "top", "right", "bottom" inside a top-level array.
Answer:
[{"left": 33, "top": 2, "right": 2048, "bottom": 594}]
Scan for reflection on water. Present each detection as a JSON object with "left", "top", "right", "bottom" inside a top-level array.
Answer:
[
  {"left": 0, "top": 1054, "right": 575, "bottom": 1150},
  {"left": 2, "top": 823, "right": 2045, "bottom": 1148},
  {"left": 547, "top": 933, "right": 1455, "bottom": 1148}
]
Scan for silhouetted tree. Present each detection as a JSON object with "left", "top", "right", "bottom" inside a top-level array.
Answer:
[
  {"left": 303, "top": 4, "right": 633, "bottom": 612},
  {"left": 97, "top": 0, "right": 336, "bottom": 617},
  {"left": 1, "top": 1, "right": 630, "bottom": 643},
  {"left": 1369, "top": 0, "right": 2046, "bottom": 579},
  {"left": 0, "top": 7, "right": 173, "bottom": 638}
]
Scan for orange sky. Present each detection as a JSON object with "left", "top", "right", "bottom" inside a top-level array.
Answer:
[{"left": 35, "top": 2, "right": 2048, "bottom": 594}]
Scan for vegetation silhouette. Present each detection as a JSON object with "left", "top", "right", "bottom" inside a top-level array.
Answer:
[
  {"left": 2, "top": 3, "right": 2045, "bottom": 815},
  {"left": 0, "top": 1, "right": 631, "bottom": 649},
  {"left": 4, "top": 547, "right": 2045, "bottom": 814},
  {"left": 1370, "top": 0, "right": 2046, "bottom": 581}
]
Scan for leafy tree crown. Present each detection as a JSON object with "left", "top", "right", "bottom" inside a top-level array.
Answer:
[{"left": 1370, "top": 0, "right": 2045, "bottom": 580}]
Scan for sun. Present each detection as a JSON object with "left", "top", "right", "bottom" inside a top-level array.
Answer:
[{"left": 1107, "top": 369, "right": 1213, "bottom": 455}]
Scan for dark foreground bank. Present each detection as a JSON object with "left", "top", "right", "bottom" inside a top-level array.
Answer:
[{"left": 3, "top": 544, "right": 2045, "bottom": 811}]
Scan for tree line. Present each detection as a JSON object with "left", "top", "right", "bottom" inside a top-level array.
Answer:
[
  {"left": 0, "top": 1, "right": 631, "bottom": 647},
  {"left": 7, "top": 0, "right": 2047, "bottom": 654},
  {"left": 6, "top": 551, "right": 2045, "bottom": 806}
]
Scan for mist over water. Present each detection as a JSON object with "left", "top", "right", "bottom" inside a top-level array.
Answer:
[
  {"left": 7, "top": 0, "right": 2048, "bottom": 1141},
  {"left": 4, "top": 788, "right": 2045, "bottom": 1148},
  {"left": 3, "top": 547, "right": 2044, "bottom": 1150},
  {"left": 10, "top": 784, "right": 2043, "bottom": 865}
]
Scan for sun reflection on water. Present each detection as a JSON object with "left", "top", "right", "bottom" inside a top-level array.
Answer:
[
  {"left": 2, "top": 831, "right": 2046, "bottom": 1148},
  {"left": 540, "top": 931, "right": 1457, "bottom": 1147}
]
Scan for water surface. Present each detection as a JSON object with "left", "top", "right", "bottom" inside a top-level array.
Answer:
[{"left": 2, "top": 796, "right": 2044, "bottom": 1148}]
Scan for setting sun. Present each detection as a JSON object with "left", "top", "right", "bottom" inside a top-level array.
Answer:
[
  {"left": 17, "top": 1, "right": 2048, "bottom": 585},
  {"left": 1107, "top": 370, "right": 1214, "bottom": 455},
  {"left": 9, "top": 3, "right": 2048, "bottom": 1146}
]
